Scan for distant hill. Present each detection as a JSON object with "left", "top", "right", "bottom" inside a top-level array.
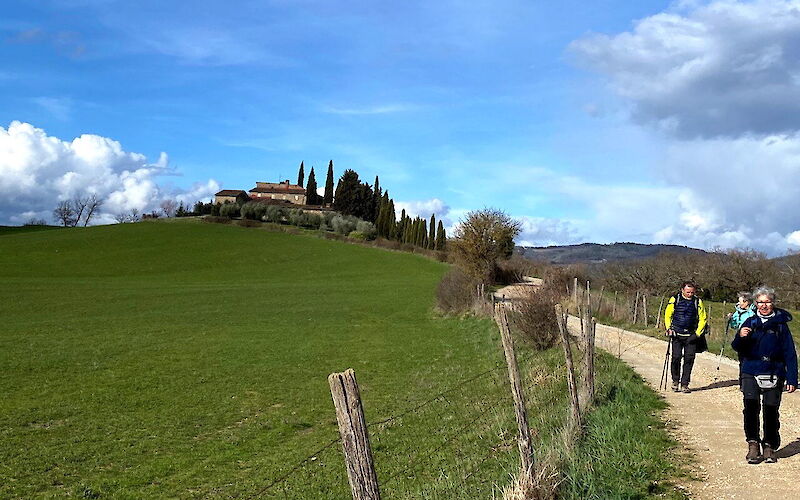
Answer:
[{"left": 516, "top": 242, "right": 707, "bottom": 265}]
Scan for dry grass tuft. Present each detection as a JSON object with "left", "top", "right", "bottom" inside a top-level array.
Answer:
[{"left": 501, "top": 452, "right": 562, "bottom": 500}]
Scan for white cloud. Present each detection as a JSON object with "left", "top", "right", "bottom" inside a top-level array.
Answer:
[
  {"left": 570, "top": 0, "right": 800, "bottom": 139},
  {"left": 0, "top": 121, "right": 220, "bottom": 224},
  {"left": 395, "top": 198, "right": 452, "bottom": 227},
  {"left": 516, "top": 216, "right": 582, "bottom": 247}
]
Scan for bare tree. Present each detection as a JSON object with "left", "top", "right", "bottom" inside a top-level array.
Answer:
[
  {"left": 53, "top": 200, "right": 76, "bottom": 227},
  {"left": 82, "top": 194, "right": 103, "bottom": 226},
  {"left": 160, "top": 199, "right": 177, "bottom": 217},
  {"left": 71, "top": 196, "right": 89, "bottom": 227},
  {"left": 114, "top": 208, "right": 142, "bottom": 224}
]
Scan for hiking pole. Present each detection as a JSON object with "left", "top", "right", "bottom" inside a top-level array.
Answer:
[
  {"left": 660, "top": 332, "right": 672, "bottom": 391},
  {"left": 715, "top": 322, "right": 731, "bottom": 371}
]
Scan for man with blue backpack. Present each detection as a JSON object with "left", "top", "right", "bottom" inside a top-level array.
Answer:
[
  {"left": 664, "top": 281, "right": 708, "bottom": 393},
  {"left": 732, "top": 286, "right": 798, "bottom": 464}
]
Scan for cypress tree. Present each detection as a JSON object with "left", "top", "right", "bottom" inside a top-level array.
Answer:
[
  {"left": 297, "top": 161, "right": 305, "bottom": 187},
  {"left": 436, "top": 220, "right": 446, "bottom": 250},
  {"left": 305, "top": 166, "right": 318, "bottom": 205},
  {"left": 334, "top": 169, "right": 361, "bottom": 216},
  {"left": 428, "top": 214, "right": 436, "bottom": 249},
  {"left": 387, "top": 199, "right": 396, "bottom": 238},
  {"left": 323, "top": 160, "right": 334, "bottom": 206},
  {"left": 421, "top": 219, "right": 428, "bottom": 248}
]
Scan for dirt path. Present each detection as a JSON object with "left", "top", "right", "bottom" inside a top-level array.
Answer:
[{"left": 569, "top": 317, "right": 800, "bottom": 499}]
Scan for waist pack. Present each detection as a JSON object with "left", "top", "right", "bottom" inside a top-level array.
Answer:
[{"left": 755, "top": 374, "right": 779, "bottom": 390}]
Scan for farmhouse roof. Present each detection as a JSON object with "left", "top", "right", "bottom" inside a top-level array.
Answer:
[
  {"left": 250, "top": 180, "right": 306, "bottom": 195},
  {"left": 215, "top": 189, "right": 247, "bottom": 196}
]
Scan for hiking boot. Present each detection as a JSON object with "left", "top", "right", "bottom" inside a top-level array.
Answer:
[
  {"left": 671, "top": 381, "right": 680, "bottom": 392},
  {"left": 763, "top": 446, "right": 777, "bottom": 463},
  {"left": 746, "top": 440, "right": 762, "bottom": 464},
  {"left": 681, "top": 385, "right": 691, "bottom": 393}
]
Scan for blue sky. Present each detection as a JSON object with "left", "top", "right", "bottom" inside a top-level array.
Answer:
[{"left": 3, "top": 0, "right": 800, "bottom": 254}]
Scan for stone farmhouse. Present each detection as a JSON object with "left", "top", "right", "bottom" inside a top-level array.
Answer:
[{"left": 214, "top": 180, "right": 306, "bottom": 206}]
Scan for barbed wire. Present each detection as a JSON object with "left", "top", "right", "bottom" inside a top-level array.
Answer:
[{"left": 250, "top": 360, "right": 513, "bottom": 498}]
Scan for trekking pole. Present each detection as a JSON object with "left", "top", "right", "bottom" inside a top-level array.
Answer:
[
  {"left": 715, "top": 322, "right": 731, "bottom": 371},
  {"left": 660, "top": 332, "right": 672, "bottom": 391}
]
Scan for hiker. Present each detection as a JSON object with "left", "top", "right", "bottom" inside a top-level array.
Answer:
[
  {"left": 732, "top": 286, "right": 798, "bottom": 464},
  {"left": 728, "top": 292, "right": 756, "bottom": 331},
  {"left": 664, "top": 281, "right": 707, "bottom": 393}
]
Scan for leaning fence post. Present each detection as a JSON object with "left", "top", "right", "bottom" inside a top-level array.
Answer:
[
  {"left": 496, "top": 306, "right": 535, "bottom": 475},
  {"left": 586, "top": 318, "right": 597, "bottom": 405},
  {"left": 656, "top": 295, "right": 665, "bottom": 329},
  {"left": 328, "top": 369, "right": 381, "bottom": 500},
  {"left": 555, "top": 304, "right": 581, "bottom": 429}
]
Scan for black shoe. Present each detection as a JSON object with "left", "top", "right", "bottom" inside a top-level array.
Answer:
[
  {"left": 681, "top": 385, "right": 691, "bottom": 393},
  {"left": 763, "top": 446, "right": 777, "bottom": 463},
  {"left": 746, "top": 440, "right": 762, "bottom": 464}
]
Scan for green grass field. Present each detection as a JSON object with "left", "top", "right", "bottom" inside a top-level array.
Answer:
[{"left": 0, "top": 219, "right": 684, "bottom": 498}]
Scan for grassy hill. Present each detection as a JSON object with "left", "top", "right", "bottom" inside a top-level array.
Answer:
[
  {"left": 0, "top": 219, "right": 517, "bottom": 498},
  {"left": 517, "top": 242, "right": 707, "bottom": 265},
  {"left": 0, "top": 219, "right": 686, "bottom": 498}
]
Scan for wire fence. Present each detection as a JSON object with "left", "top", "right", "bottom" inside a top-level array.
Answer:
[{"left": 248, "top": 357, "right": 547, "bottom": 499}]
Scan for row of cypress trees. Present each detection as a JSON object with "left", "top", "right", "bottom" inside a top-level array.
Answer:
[{"left": 296, "top": 161, "right": 446, "bottom": 251}]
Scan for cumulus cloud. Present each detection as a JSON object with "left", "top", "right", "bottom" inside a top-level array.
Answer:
[
  {"left": 516, "top": 216, "right": 582, "bottom": 247},
  {"left": 0, "top": 121, "right": 220, "bottom": 225},
  {"left": 566, "top": 0, "right": 800, "bottom": 254},
  {"left": 570, "top": 0, "right": 800, "bottom": 139},
  {"left": 395, "top": 198, "right": 451, "bottom": 223}
]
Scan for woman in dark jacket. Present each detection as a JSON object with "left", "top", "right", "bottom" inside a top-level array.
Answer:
[{"left": 732, "top": 286, "right": 798, "bottom": 464}]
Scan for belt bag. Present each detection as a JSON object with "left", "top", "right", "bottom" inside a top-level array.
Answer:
[{"left": 755, "top": 374, "right": 779, "bottom": 389}]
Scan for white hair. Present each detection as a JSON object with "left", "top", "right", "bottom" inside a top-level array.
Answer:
[{"left": 752, "top": 286, "right": 776, "bottom": 302}]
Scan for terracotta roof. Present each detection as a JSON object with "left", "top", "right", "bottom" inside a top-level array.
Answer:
[
  {"left": 215, "top": 190, "right": 247, "bottom": 196},
  {"left": 250, "top": 184, "right": 306, "bottom": 195}
]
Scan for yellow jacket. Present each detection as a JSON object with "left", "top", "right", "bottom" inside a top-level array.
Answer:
[{"left": 664, "top": 294, "right": 707, "bottom": 336}]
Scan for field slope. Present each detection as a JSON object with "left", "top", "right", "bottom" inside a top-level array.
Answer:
[{"left": 0, "top": 219, "right": 506, "bottom": 498}]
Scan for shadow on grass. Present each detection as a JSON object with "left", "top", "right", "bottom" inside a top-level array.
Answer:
[
  {"left": 690, "top": 379, "right": 738, "bottom": 392},
  {"left": 777, "top": 439, "right": 800, "bottom": 459}
]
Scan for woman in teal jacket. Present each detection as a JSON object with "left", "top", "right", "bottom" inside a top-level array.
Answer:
[{"left": 728, "top": 291, "right": 756, "bottom": 331}]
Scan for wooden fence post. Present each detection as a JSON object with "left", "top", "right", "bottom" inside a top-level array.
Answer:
[
  {"left": 328, "top": 369, "right": 381, "bottom": 500},
  {"left": 555, "top": 304, "right": 581, "bottom": 429},
  {"left": 588, "top": 318, "right": 596, "bottom": 404},
  {"left": 596, "top": 285, "right": 605, "bottom": 312},
  {"left": 643, "top": 294, "right": 648, "bottom": 327},
  {"left": 632, "top": 291, "right": 640, "bottom": 324},
  {"left": 573, "top": 277, "right": 578, "bottom": 304},
  {"left": 612, "top": 291, "right": 618, "bottom": 319},
  {"left": 497, "top": 306, "right": 535, "bottom": 475}
]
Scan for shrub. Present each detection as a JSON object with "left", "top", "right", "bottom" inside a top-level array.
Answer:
[
  {"left": 509, "top": 287, "right": 560, "bottom": 351},
  {"left": 348, "top": 231, "right": 367, "bottom": 240},
  {"left": 495, "top": 254, "right": 540, "bottom": 285},
  {"left": 220, "top": 203, "right": 240, "bottom": 218},
  {"left": 331, "top": 214, "right": 357, "bottom": 235},
  {"left": 355, "top": 220, "right": 377, "bottom": 240},
  {"left": 436, "top": 267, "right": 481, "bottom": 314},
  {"left": 237, "top": 219, "right": 261, "bottom": 228},
  {"left": 263, "top": 206, "right": 287, "bottom": 224}
]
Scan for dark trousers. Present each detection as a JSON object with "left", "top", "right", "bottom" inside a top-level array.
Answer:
[
  {"left": 741, "top": 373, "right": 783, "bottom": 449},
  {"left": 671, "top": 335, "right": 696, "bottom": 386}
]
